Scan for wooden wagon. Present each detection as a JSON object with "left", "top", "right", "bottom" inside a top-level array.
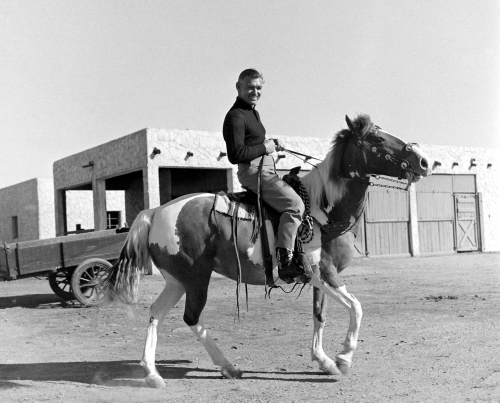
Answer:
[{"left": 0, "top": 229, "right": 128, "bottom": 306}]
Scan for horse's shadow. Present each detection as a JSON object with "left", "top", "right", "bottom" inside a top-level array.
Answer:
[
  {"left": 0, "top": 360, "right": 194, "bottom": 389},
  {"left": 0, "top": 360, "right": 337, "bottom": 388},
  {"left": 0, "top": 294, "right": 80, "bottom": 309}
]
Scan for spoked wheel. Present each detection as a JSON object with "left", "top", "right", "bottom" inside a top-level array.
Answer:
[
  {"left": 71, "top": 258, "right": 112, "bottom": 306},
  {"left": 48, "top": 269, "right": 75, "bottom": 300}
]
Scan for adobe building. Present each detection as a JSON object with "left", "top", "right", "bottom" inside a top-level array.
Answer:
[
  {"left": 52, "top": 128, "right": 500, "bottom": 256},
  {"left": 0, "top": 178, "right": 55, "bottom": 242},
  {"left": 0, "top": 179, "right": 125, "bottom": 243}
]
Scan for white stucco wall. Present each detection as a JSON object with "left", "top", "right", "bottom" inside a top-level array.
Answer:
[
  {"left": 421, "top": 144, "right": 499, "bottom": 252},
  {"left": 36, "top": 178, "right": 56, "bottom": 239},
  {"left": 146, "top": 128, "right": 327, "bottom": 193},
  {"left": 0, "top": 178, "right": 55, "bottom": 242}
]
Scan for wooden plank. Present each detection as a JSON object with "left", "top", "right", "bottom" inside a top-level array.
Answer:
[
  {"left": 62, "top": 232, "right": 127, "bottom": 267},
  {"left": 415, "top": 174, "right": 453, "bottom": 193},
  {"left": 454, "top": 193, "right": 478, "bottom": 252},
  {"left": 452, "top": 175, "right": 476, "bottom": 193},
  {"left": 366, "top": 222, "right": 409, "bottom": 256},
  {"left": 417, "top": 192, "right": 454, "bottom": 221},
  {"left": 477, "top": 193, "right": 484, "bottom": 251},
  {"left": 418, "top": 221, "right": 454, "bottom": 254},
  {"left": 17, "top": 242, "right": 63, "bottom": 275},
  {"left": 366, "top": 189, "right": 408, "bottom": 222},
  {"left": 364, "top": 187, "right": 410, "bottom": 256},
  {"left": 0, "top": 243, "right": 18, "bottom": 280},
  {"left": 8, "top": 229, "right": 125, "bottom": 276}
]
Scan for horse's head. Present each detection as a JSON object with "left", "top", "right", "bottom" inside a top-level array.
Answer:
[{"left": 336, "top": 114, "right": 432, "bottom": 183}]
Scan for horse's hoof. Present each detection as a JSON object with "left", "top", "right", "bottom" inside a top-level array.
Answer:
[
  {"left": 221, "top": 365, "right": 243, "bottom": 379},
  {"left": 145, "top": 374, "right": 166, "bottom": 388},
  {"left": 318, "top": 359, "right": 342, "bottom": 376},
  {"left": 335, "top": 356, "right": 352, "bottom": 375}
]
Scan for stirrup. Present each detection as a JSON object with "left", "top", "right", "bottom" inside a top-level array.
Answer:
[{"left": 277, "top": 248, "right": 305, "bottom": 284}]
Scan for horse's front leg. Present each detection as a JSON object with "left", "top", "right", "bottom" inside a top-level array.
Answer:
[
  {"left": 311, "top": 287, "right": 342, "bottom": 375},
  {"left": 309, "top": 270, "right": 363, "bottom": 375}
]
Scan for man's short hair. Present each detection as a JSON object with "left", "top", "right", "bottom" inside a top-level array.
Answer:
[{"left": 238, "top": 68, "right": 264, "bottom": 83}]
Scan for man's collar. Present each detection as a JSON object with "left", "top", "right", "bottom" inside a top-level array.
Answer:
[{"left": 234, "top": 97, "right": 254, "bottom": 110}]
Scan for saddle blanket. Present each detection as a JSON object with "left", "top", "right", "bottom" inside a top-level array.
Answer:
[{"left": 213, "top": 193, "right": 257, "bottom": 221}]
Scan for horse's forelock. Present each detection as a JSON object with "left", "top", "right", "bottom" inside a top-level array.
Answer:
[
  {"left": 328, "top": 113, "right": 373, "bottom": 179},
  {"left": 353, "top": 114, "right": 374, "bottom": 136}
]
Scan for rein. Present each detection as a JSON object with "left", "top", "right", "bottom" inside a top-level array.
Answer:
[{"left": 281, "top": 148, "right": 321, "bottom": 168}]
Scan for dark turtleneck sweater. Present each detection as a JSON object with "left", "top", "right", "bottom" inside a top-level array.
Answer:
[{"left": 223, "top": 97, "right": 267, "bottom": 164}]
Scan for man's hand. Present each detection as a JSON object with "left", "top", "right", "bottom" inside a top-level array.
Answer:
[
  {"left": 272, "top": 138, "right": 285, "bottom": 151},
  {"left": 264, "top": 139, "right": 276, "bottom": 154}
]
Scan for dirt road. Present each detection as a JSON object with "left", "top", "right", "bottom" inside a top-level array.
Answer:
[{"left": 1, "top": 253, "right": 499, "bottom": 402}]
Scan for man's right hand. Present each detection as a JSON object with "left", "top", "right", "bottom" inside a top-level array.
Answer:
[{"left": 264, "top": 139, "right": 276, "bottom": 155}]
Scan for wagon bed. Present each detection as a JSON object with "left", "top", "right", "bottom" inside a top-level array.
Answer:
[{"left": 0, "top": 229, "right": 128, "bottom": 306}]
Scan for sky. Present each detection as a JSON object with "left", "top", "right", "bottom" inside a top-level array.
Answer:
[{"left": 1, "top": 0, "right": 499, "bottom": 189}]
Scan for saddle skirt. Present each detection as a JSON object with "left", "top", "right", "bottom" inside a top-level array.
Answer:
[{"left": 213, "top": 192, "right": 278, "bottom": 224}]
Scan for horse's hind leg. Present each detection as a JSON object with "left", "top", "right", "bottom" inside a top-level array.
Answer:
[
  {"left": 183, "top": 273, "right": 242, "bottom": 379},
  {"left": 190, "top": 315, "right": 243, "bottom": 379},
  {"left": 141, "top": 271, "right": 185, "bottom": 388}
]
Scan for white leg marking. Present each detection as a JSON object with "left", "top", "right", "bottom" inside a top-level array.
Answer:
[
  {"left": 190, "top": 315, "right": 243, "bottom": 379},
  {"left": 311, "top": 315, "right": 341, "bottom": 375},
  {"left": 141, "top": 271, "right": 185, "bottom": 388},
  {"left": 309, "top": 273, "right": 363, "bottom": 375}
]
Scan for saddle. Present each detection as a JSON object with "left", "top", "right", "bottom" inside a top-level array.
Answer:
[{"left": 215, "top": 165, "right": 313, "bottom": 287}]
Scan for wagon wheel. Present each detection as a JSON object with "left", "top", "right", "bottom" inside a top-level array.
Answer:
[
  {"left": 71, "top": 258, "right": 112, "bottom": 306},
  {"left": 48, "top": 269, "right": 75, "bottom": 300}
]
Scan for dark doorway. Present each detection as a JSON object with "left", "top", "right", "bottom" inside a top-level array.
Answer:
[{"left": 159, "top": 168, "right": 229, "bottom": 205}]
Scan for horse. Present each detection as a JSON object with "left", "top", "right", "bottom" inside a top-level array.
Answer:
[{"left": 103, "top": 114, "right": 432, "bottom": 388}]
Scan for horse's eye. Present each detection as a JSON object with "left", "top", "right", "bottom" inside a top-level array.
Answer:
[{"left": 370, "top": 135, "right": 386, "bottom": 144}]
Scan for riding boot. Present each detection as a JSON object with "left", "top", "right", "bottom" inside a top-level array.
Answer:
[
  {"left": 276, "top": 247, "right": 305, "bottom": 284},
  {"left": 294, "top": 252, "right": 313, "bottom": 283}
]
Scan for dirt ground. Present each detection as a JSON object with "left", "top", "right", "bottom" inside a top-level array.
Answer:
[{"left": 0, "top": 253, "right": 499, "bottom": 403}]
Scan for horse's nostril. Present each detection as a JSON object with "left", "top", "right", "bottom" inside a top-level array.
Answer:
[{"left": 420, "top": 158, "right": 429, "bottom": 169}]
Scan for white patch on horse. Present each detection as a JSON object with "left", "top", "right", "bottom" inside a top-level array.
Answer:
[
  {"left": 247, "top": 220, "right": 276, "bottom": 267},
  {"left": 149, "top": 193, "right": 210, "bottom": 253}
]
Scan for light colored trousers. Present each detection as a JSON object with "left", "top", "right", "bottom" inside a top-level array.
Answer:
[{"left": 237, "top": 155, "right": 304, "bottom": 250}]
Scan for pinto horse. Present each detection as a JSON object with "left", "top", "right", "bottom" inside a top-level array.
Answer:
[{"left": 104, "top": 114, "right": 432, "bottom": 388}]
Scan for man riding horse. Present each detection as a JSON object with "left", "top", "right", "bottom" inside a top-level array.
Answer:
[{"left": 223, "top": 68, "right": 311, "bottom": 283}]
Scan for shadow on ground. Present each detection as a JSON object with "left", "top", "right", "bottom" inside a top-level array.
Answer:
[
  {"left": 0, "top": 359, "right": 337, "bottom": 388},
  {"left": 0, "top": 294, "right": 80, "bottom": 309}
]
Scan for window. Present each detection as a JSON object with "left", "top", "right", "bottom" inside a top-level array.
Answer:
[
  {"left": 106, "top": 211, "right": 121, "bottom": 229},
  {"left": 11, "top": 216, "right": 18, "bottom": 239}
]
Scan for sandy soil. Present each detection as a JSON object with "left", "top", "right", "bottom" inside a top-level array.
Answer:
[{"left": 0, "top": 253, "right": 499, "bottom": 403}]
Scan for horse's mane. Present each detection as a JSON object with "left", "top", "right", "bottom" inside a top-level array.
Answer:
[{"left": 301, "top": 114, "right": 373, "bottom": 208}]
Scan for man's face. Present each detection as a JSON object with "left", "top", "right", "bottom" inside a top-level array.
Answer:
[{"left": 236, "top": 77, "right": 263, "bottom": 106}]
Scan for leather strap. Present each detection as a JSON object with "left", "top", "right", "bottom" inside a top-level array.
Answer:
[{"left": 256, "top": 156, "right": 274, "bottom": 286}]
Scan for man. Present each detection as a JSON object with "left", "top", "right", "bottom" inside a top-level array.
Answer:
[{"left": 222, "top": 68, "right": 308, "bottom": 282}]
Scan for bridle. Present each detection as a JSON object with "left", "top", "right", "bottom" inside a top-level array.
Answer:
[
  {"left": 282, "top": 124, "right": 420, "bottom": 192},
  {"left": 342, "top": 124, "right": 420, "bottom": 191},
  {"left": 282, "top": 122, "right": 422, "bottom": 240}
]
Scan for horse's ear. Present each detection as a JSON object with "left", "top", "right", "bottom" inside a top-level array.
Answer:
[{"left": 346, "top": 115, "right": 354, "bottom": 132}]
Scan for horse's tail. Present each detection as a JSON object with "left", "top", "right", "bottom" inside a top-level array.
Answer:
[{"left": 103, "top": 208, "right": 157, "bottom": 304}]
